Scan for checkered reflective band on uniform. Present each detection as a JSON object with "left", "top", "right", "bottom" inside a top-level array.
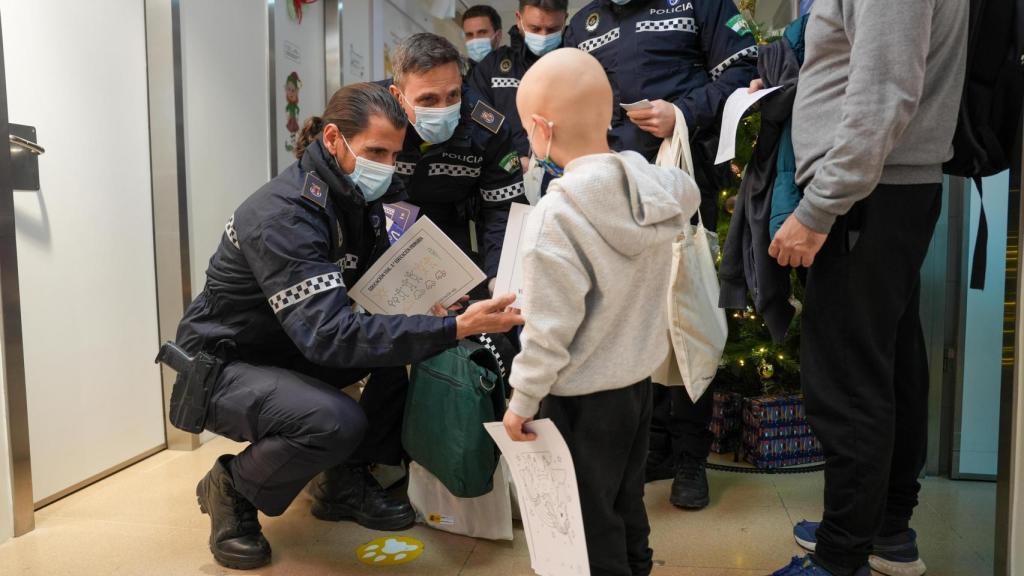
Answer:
[
  {"left": 578, "top": 27, "right": 620, "bottom": 53},
  {"left": 477, "top": 333, "right": 506, "bottom": 379},
  {"left": 340, "top": 254, "right": 359, "bottom": 270},
  {"left": 635, "top": 18, "right": 697, "bottom": 33},
  {"left": 481, "top": 181, "right": 525, "bottom": 203},
  {"left": 428, "top": 163, "right": 482, "bottom": 178},
  {"left": 267, "top": 272, "right": 345, "bottom": 313},
  {"left": 396, "top": 161, "right": 416, "bottom": 176},
  {"left": 225, "top": 215, "right": 240, "bottom": 249},
  {"left": 491, "top": 77, "right": 520, "bottom": 89},
  {"left": 710, "top": 46, "right": 758, "bottom": 81}
]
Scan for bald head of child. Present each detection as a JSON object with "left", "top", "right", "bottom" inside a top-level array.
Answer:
[{"left": 516, "top": 48, "right": 613, "bottom": 170}]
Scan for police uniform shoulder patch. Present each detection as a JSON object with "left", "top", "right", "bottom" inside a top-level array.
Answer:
[
  {"left": 726, "top": 14, "right": 753, "bottom": 37},
  {"left": 585, "top": 12, "right": 599, "bottom": 32},
  {"left": 471, "top": 100, "right": 505, "bottom": 134},
  {"left": 499, "top": 58, "right": 512, "bottom": 73},
  {"left": 301, "top": 172, "right": 328, "bottom": 208},
  {"left": 499, "top": 151, "right": 521, "bottom": 174}
]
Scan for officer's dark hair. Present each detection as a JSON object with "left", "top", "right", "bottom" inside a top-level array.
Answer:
[
  {"left": 462, "top": 5, "right": 501, "bottom": 32},
  {"left": 293, "top": 82, "right": 406, "bottom": 159},
  {"left": 518, "top": 0, "right": 568, "bottom": 12},
  {"left": 392, "top": 33, "right": 463, "bottom": 88}
]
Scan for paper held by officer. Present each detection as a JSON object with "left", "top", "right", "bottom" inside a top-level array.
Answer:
[{"left": 349, "top": 217, "right": 486, "bottom": 315}]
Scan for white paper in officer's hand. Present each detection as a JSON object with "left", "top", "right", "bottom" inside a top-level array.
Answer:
[
  {"left": 349, "top": 217, "right": 485, "bottom": 315},
  {"left": 619, "top": 99, "right": 653, "bottom": 112},
  {"left": 494, "top": 203, "right": 534, "bottom": 301},
  {"left": 715, "top": 86, "right": 783, "bottom": 165}
]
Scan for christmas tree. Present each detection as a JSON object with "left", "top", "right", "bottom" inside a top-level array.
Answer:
[{"left": 714, "top": 2, "right": 802, "bottom": 399}]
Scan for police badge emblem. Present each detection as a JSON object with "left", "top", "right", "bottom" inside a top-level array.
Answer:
[
  {"left": 585, "top": 12, "right": 599, "bottom": 32},
  {"left": 499, "top": 58, "right": 512, "bottom": 73}
]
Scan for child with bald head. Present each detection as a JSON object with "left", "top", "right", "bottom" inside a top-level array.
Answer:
[{"left": 502, "top": 48, "right": 701, "bottom": 576}]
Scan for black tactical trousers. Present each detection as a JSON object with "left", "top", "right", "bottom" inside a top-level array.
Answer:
[{"left": 204, "top": 360, "right": 409, "bottom": 516}]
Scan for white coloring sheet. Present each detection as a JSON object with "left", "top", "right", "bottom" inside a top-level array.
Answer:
[
  {"left": 714, "top": 86, "right": 783, "bottom": 165},
  {"left": 484, "top": 419, "right": 590, "bottom": 576},
  {"left": 349, "top": 217, "right": 486, "bottom": 316},
  {"left": 493, "top": 203, "right": 534, "bottom": 301}
]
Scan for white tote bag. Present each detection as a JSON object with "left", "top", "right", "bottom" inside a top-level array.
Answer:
[
  {"left": 407, "top": 458, "right": 514, "bottom": 541},
  {"left": 652, "top": 105, "right": 728, "bottom": 403}
]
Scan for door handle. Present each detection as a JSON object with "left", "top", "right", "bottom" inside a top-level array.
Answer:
[{"left": 9, "top": 134, "right": 43, "bottom": 155}]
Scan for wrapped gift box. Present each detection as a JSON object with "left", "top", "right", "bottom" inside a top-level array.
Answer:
[
  {"left": 710, "top": 390, "right": 743, "bottom": 454},
  {"left": 741, "top": 395, "right": 823, "bottom": 469}
]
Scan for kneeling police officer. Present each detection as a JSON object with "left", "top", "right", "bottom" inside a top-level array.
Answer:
[{"left": 168, "top": 82, "right": 523, "bottom": 570}]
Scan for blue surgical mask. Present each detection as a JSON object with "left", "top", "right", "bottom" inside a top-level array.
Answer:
[
  {"left": 523, "top": 30, "right": 562, "bottom": 57},
  {"left": 409, "top": 100, "right": 462, "bottom": 144},
  {"left": 340, "top": 134, "right": 395, "bottom": 202},
  {"left": 530, "top": 118, "right": 563, "bottom": 178},
  {"left": 466, "top": 38, "right": 493, "bottom": 62}
]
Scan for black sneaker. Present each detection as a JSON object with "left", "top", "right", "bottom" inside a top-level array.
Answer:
[
  {"left": 310, "top": 463, "right": 416, "bottom": 531},
  {"left": 669, "top": 456, "right": 710, "bottom": 510},
  {"left": 645, "top": 451, "right": 678, "bottom": 483},
  {"left": 870, "top": 529, "right": 927, "bottom": 576},
  {"left": 196, "top": 455, "right": 272, "bottom": 570}
]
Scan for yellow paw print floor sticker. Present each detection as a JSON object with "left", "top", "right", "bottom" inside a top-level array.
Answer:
[{"left": 356, "top": 536, "right": 424, "bottom": 566}]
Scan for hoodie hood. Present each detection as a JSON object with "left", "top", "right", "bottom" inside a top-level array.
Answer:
[{"left": 559, "top": 151, "right": 700, "bottom": 257}]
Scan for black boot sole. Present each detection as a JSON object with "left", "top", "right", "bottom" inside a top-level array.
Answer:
[
  {"left": 197, "top": 484, "right": 272, "bottom": 570},
  {"left": 310, "top": 501, "right": 416, "bottom": 532},
  {"left": 669, "top": 494, "right": 710, "bottom": 510}
]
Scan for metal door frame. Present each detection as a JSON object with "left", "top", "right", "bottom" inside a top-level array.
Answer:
[{"left": 0, "top": 10, "right": 35, "bottom": 538}]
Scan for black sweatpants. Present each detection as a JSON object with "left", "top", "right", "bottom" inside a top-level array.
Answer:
[
  {"left": 204, "top": 360, "right": 409, "bottom": 516},
  {"left": 801, "top": 183, "right": 941, "bottom": 575},
  {"left": 540, "top": 380, "right": 654, "bottom": 576}
]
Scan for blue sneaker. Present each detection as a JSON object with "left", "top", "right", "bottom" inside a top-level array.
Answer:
[
  {"left": 791, "top": 521, "right": 927, "bottom": 576},
  {"left": 771, "top": 555, "right": 871, "bottom": 576},
  {"left": 793, "top": 520, "right": 819, "bottom": 551}
]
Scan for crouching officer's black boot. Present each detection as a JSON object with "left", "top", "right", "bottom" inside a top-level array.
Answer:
[
  {"left": 196, "top": 454, "right": 272, "bottom": 570},
  {"left": 309, "top": 463, "right": 415, "bottom": 531},
  {"left": 670, "top": 456, "right": 710, "bottom": 510}
]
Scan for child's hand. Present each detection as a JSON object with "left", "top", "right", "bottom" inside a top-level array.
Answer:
[{"left": 503, "top": 410, "right": 537, "bottom": 442}]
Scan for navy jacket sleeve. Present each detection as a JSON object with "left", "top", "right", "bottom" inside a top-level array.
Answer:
[
  {"left": 476, "top": 123, "right": 527, "bottom": 278},
  {"left": 675, "top": 2, "right": 759, "bottom": 131},
  {"left": 241, "top": 204, "right": 456, "bottom": 369}
]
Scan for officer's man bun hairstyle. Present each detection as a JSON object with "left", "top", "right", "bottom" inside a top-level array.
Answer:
[
  {"left": 518, "top": 0, "right": 568, "bottom": 11},
  {"left": 392, "top": 33, "right": 463, "bottom": 88},
  {"left": 293, "top": 82, "right": 407, "bottom": 160},
  {"left": 462, "top": 5, "right": 502, "bottom": 31}
]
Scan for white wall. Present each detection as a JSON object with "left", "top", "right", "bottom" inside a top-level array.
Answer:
[
  {"left": 180, "top": 0, "right": 272, "bottom": 299},
  {"left": 0, "top": 334, "right": 12, "bottom": 544}
]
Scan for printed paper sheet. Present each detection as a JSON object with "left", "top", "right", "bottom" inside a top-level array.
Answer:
[
  {"left": 350, "top": 217, "right": 485, "bottom": 315},
  {"left": 485, "top": 420, "right": 590, "bottom": 576}
]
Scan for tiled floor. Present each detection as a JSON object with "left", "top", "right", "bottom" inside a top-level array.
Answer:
[{"left": 0, "top": 437, "right": 996, "bottom": 575}]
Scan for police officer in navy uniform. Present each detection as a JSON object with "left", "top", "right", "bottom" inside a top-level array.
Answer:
[
  {"left": 381, "top": 33, "right": 528, "bottom": 292},
  {"left": 175, "top": 82, "right": 523, "bottom": 570},
  {"left": 469, "top": 0, "right": 570, "bottom": 169},
  {"left": 565, "top": 0, "right": 757, "bottom": 510}
]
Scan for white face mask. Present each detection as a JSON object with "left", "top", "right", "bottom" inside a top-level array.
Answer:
[
  {"left": 340, "top": 133, "right": 395, "bottom": 203},
  {"left": 523, "top": 30, "right": 562, "bottom": 56},
  {"left": 466, "top": 37, "right": 493, "bottom": 62},
  {"left": 409, "top": 100, "right": 462, "bottom": 144}
]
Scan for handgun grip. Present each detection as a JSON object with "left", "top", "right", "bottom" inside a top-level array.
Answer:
[{"left": 155, "top": 341, "right": 194, "bottom": 374}]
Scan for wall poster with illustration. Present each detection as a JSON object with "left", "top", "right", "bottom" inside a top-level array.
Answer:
[{"left": 273, "top": 0, "right": 326, "bottom": 175}]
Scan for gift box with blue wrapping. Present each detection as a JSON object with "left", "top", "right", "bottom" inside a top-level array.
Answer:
[
  {"left": 741, "top": 395, "right": 823, "bottom": 469},
  {"left": 710, "top": 390, "right": 743, "bottom": 454}
]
